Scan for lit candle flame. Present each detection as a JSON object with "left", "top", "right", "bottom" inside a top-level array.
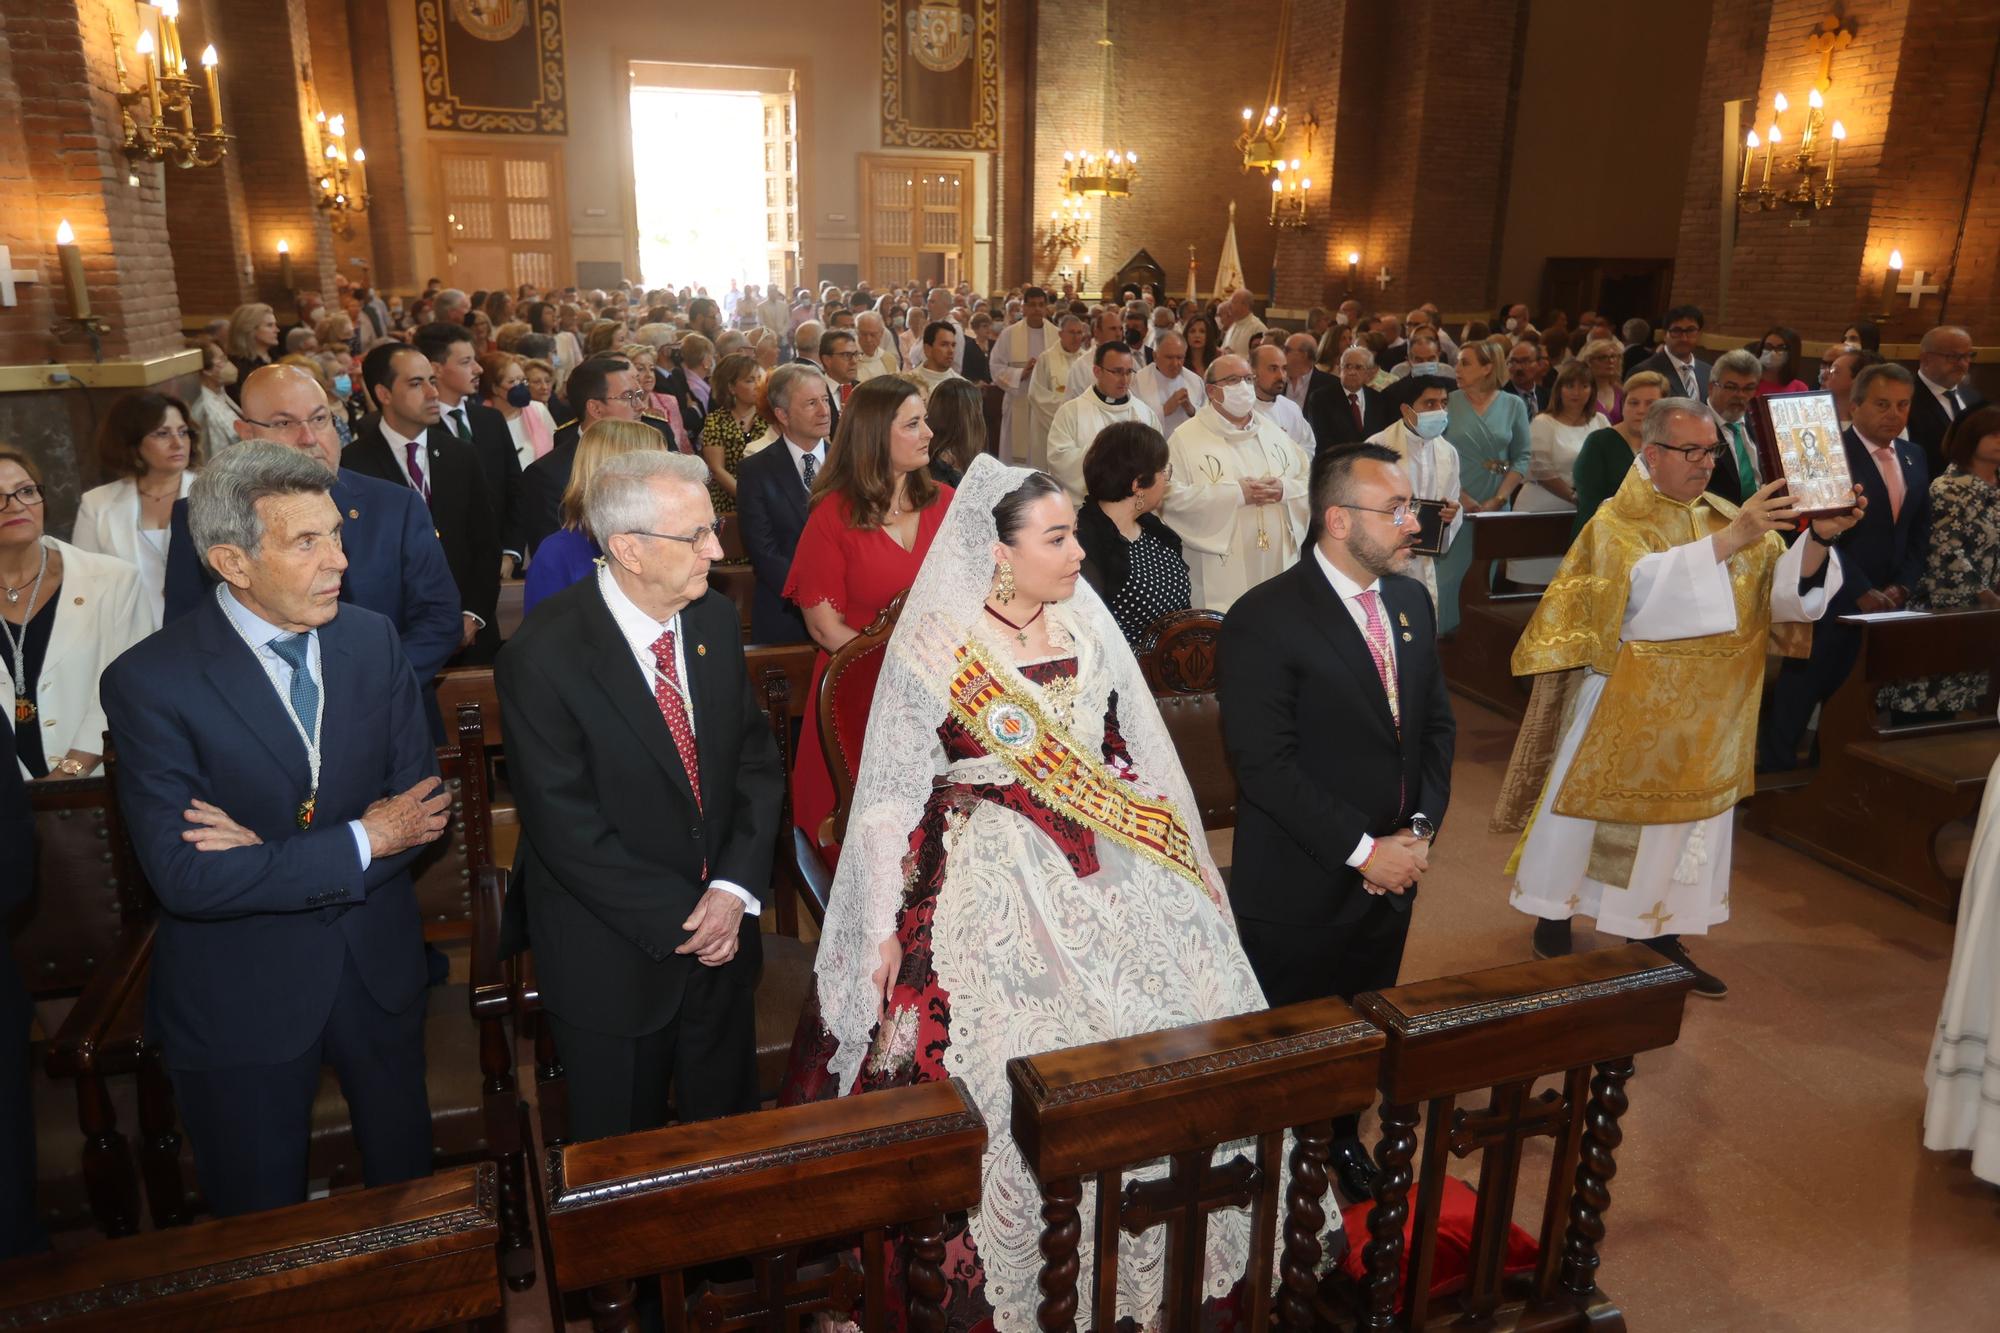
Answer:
[
  {"left": 1889, "top": 249, "right": 1903, "bottom": 270},
  {"left": 159, "top": 0, "right": 180, "bottom": 18},
  {"left": 1271, "top": 177, "right": 1283, "bottom": 193},
  {"left": 1773, "top": 91, "right": 1788, "bottom": 113},
  {"left": 1808, "top": 89, "right": 1823, "bottom": 110},
  {"left": 136, "top": 29, "right": 154, "bottom": 56},
  {"left": 201, "top": 44, "right": 217, "bottom": 68},
  {"left": 56, "top": 219, "right": 75, "bottom": 245},
  {"left": 1347, "top": 251, "right": 1360, "bottom": 265},
  {"left": 1767, "top": 124, "right": 1781, "bottom": 143},
  {"left": 1831, "top": 120, "right": 1846, "bottom": 140},
  {"left": 276, "top": 238, "right": 289, "bottom": 254},
  {"left": 1746, "top": 131, "right": 1759, "bottom": 149}
]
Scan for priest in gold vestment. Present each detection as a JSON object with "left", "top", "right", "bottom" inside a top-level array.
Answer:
[{"left": 1502, "top": 399, "right": 1863, "bottom": 997}]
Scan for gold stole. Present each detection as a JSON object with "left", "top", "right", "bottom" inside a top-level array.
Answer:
[
  {"left": 1510, "top": 467, "right": 1810, "bottom": 826},
  {"left": 946, "top": 641, "right": 1206, "bottom": 892}
]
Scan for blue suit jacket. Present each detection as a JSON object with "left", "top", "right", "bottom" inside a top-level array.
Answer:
[
  {"left": 734, "top": 441, "right": 813, "bottom": 644},
  {"left": 1833, "top": 427, "right": 1931, "bottom": 613},
  {"left": 100, "top": 594, "right": 438, "bottom": 1071},
  {"left": 164, "top": 469, "right": 462, "bottom": 687}
]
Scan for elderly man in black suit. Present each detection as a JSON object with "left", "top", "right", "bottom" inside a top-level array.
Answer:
[
  {"left": 1307, "top": 345, "right": 1395, "bottom": 454},
  {"left": 497, "top": 450, "right": 783, "bottom": 1139},
  {"left": 1760, "top": 362, "right": 1932, "bottom": 770},
  {"left": 1908, "top": 325, "right": 1985, "bottom": 478},
  {"left": 735, "top": 363, "right": 833, "bottom": 644},
  {"left": 1219, "top": 442, "right": 1456, "bottom": 1203}
]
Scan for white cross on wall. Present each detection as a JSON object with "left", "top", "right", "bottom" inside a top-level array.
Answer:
[
  {"left": 1897, "top": 269, "right": 1941, "bottom": 308},
  {"left": 0, "top": 245, "right": 40, "bottom": 307},
  {"left": 1376, "top": 266, "right": 1393, "bottom": 290}
]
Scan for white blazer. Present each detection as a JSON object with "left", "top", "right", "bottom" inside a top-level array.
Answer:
[
  {"left": 2, "top": 537, "right": 153, "bottom": 778},
  {"left": 70, "top": 472, "right": 194, "bottom": 629}
]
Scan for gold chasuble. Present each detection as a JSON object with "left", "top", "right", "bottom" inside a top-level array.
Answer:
[{"left": 1512, "top": 466, "right": 1810, "bottom": 826}]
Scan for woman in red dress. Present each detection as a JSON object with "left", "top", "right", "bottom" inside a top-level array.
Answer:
[{"left": 785, "top": 376, "right": 954, "bottom": 854}]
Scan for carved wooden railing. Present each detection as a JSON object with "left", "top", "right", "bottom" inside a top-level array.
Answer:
[
  {"left": 541, "top": 1079, "right": 986, "bottom": 1332},
  {"left": 1351, "top": 945, "right": 1694, "bottom": 1330},
  {"left": 0, "top": 1164, "right": 501, "bottom": 1331},
  {"left": 1007, "top": 997, "right": 1386, "bottom": 1332}
]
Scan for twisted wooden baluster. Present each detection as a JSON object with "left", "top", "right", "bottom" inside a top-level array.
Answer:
[
  {"left": 1037, "top": 1175, "right": 1083, "bottom": 1332},
  {"left": 587, "top": 1277, "right": 638, "bottom": 1332},
  {"left": 1279, "top": 1119, "right": 1333, "bottom": 1330},
  {"left": 907, "top": 1215, "right": 951, "bottom": 1333},
  {"left": 1361, "top": 1101, "right": 1420, "bottom": 1330},
  {"left": 1559, "top": 1056, "right": 1634, "bottom": 1298}
]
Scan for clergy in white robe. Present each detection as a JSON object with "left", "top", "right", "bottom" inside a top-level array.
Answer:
[
  {"left": 1366, "top": 384, "right": 1463, "bottom": 613},
  {"left": 1219, "top": 290, "right": 1269, "bottom": 359},
  {"left": 1045, "top": 344, "right": 1162, "bottom": 500},
  {"left": 1249, "top": 343, "right": 1316, "bottom": 455},
  {"left": 1504, "top": 402, "right": 1861, "bottom": 992},
  {"left": 1132, "top": 334, "right": 1205, "bottom": 437},
  {"left": 911, "top": 363, "right": 965, "bottom": 399},
  {"left": 992, "top": 290, "right": 1053, "bottom": 465},
  {"left": 853, "top": 312, "right": 898, "bottom": 382},
  {"left": 1924, "top": 720, "right": 2000, "bottom": 1184},
  {"left": 1026, "top": 316, "right": 1091, "bottom": 471},
  {"left": 1161, "top": 356, "right": 1312, "bottom": 612}
]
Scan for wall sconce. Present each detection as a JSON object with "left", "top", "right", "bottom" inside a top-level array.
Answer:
[
  {"left": 51, "top": 220, "right": 111, "bottom": 355},
  {"left": 1045, "top": 194, "right": 1089, "bottom": 253},
  {"left": 1267, "top": 159, "right": 1310, "bottom": 229},
  {"left": 112, "top": 1, "right": 229, "bottom": 169},
  {"left": 1738, "top": 85, "right": 1843, "bottom": 218},
  {"left": 277, "top": 238, "right": 293, "bottom": 292},
  {"left": 308, "top": 89, "right": 370, "bottom": 237},
  {"left": 1345, "top": 250, "right": 1360, "bottom": 296}
]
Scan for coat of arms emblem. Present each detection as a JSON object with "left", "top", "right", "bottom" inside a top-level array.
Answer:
[
  {"left": 451, "top": 0, "right": 527, "bottom": 42},
  {"left": 907, "top": 1, "right": 974, "bottom": 73}
]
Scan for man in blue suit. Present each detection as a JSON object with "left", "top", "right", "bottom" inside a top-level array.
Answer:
[
  {"left": 103, "top": 442, "right": 452, "bottom": 1216},
  {"left": 164, "top": 366, "right": 462, "bottom": 703},
  {"left": 734, "top": 363, "right": 829, "bottom": 644},
  {"left": 1760, "top": 362, "right": 1932, "bottom": 769}
]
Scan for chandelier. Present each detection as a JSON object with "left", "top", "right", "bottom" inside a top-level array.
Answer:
[
  {"left": 112, "top": 1, "right": 229, "bottom": 169},
  {"left": 1738, "top": 88, "right": 1843, "bottom": 219},
  {"left": 1057, "top": 0, "right": 1137, "bottom": 200},
  {"left": 1268, "top": 159, "right": 1311, "bottom": 229},
  {"left": 308, "top": 92, "right": 370, "bottom": 237},
  {"left": 1237, "top": 0, "right": 1294, "bottom": 172}
]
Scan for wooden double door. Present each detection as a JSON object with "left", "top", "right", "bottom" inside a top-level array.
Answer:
[{"left": 432, "top": 141, "right": 570, "bottom": 294}]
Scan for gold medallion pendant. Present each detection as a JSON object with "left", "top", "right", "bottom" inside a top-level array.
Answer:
[
  {"left": 13, "top": 696, "right": 33, "bottom": 724},
  {"left": 296, "top": 795, "right": 317, "bottom": 831}
]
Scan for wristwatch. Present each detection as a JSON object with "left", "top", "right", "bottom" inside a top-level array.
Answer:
[
  {"left": 54, "top": 757, "right": 86, "bottom": 777},
  {"left": 1408, "top": 814, "right": 1436, "bottom": 841}
]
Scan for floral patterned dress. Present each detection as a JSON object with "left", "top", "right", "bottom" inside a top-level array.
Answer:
[
  {"left": 700, "top": 410, "right": 769, "bottom": 514},
  {"left": 1880, "top": 466, "right": 2000, "bottom": 715}
]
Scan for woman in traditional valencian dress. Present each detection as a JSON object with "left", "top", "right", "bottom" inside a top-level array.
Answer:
[{"left": 791, "top": 456, "right": 1286, "bottom": 1331}]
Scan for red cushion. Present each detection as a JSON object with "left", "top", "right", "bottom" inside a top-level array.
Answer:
[{"left": 1337, "top": 1175, "right": 1539, "bottom": 1312}]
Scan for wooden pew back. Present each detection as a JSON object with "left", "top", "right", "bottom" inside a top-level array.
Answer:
[
  {"left": 1136, "top": 609, "right": 1238, "bottom": 831},
  {"left": 1351, "top": 945, "right": 1694, "bottom": 1331},
  {"left": 0, "top": 1164, "right": 501, "bottom": 1331},
  {"left": 543, "top": 1080, "right": 986, "bottom": 1331},
  {"left": 819, "top": 591, "right": 907, "bottom": 848},
  {"left": 407, "top": 702, "right": 495, "bottom": 941},
  {"left": 17, "top": 775, "right": 150, "bottom": 998},
  {"left": 1008, "top": 998, "right": 1385, "bottom": 1332},
  {"left": 1440, "top": 510, "right": 1574, "bottom": 722}
]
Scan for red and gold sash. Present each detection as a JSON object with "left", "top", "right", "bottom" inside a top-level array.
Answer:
[{"left": 946, "top": 641, "right": 1205, "bottom": 891}]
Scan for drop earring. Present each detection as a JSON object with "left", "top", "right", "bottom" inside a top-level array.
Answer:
[{"left": 993, "top": 560, "right": 1016, "bottom": 604}]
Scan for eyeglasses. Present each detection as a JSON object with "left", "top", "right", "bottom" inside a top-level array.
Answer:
[
  {"left": 1208, "top": 373, "right": 1253, "bottom": 388},
  {"left": 597, "top": 389, "right": 651, "bottom": 408},
  {"left": 145, "top": 425, "right": 194, "bottom": 443},
  {"left": 243, "top": 410, "right": 336, "bottom": 437},
  {"left": 1340, "top": 501, "right": 1414, "bottom": 526},
  {"left": 1100, "top": 365, "right": 1135, "bottom": 378},
  {"left": 1652, "top": 443, "right": 1728, "bottom": 463},
  {"left": 1932, "top": 349, "right": 1976, "bottom": 364},
  {"left": 1665, "top": 324, "right": 1702, "bottom": 337},
  {"left": 1716, "top": 380, "right": 1760, "bottom": 395},
  {"left": 0, "top": 484, "right": 45, "bottom": 510},
  {"left": 626, "top": 519, "right": 727, "bottom": 547}
]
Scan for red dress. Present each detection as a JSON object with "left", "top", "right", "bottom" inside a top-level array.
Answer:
[{"left": 783, "top": 486, "right": 954, "bottom": 852}]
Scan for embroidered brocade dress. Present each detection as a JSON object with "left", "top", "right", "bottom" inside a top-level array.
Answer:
[
  {"left": 781, "top": 634, "right": 1273, "bottom": 1331},
  {"left": 1878, "top": 466, "right": 2000, "bottom": 715}
]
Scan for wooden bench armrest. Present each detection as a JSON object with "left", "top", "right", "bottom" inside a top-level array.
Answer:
[
  {"left": 44, "top": 920, "right": 155, "bottom": 1081},
  {"left": 470, "top": 865, "right": 513, "bottom": 1023}
]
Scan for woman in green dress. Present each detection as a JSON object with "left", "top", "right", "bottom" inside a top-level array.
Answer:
[
  {"left": 1569, "top": 370, "right": 1670, "bottom": 536},
  {"left": 1437, "top": 338, "right": 1531, "bottom": 634},
  {"left": 697, "top": 351, "right": 769, "bottom": 514}
]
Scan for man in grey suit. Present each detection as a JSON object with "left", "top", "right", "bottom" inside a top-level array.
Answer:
[{"left": 1630, "top": 305, "right": 1711, "bottom": 402}]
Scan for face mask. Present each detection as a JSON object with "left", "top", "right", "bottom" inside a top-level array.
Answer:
[
  {"left": 1408, "top": 360, "right": 1441, "bottom": 378},
  {"left": 1125, "top": 329, "right": 1145, "bottom": 347},
  {"left": 1412, "top": 408, "right": 1450, "bottom": 440},
  {"left": 331, "top": 373, "right": 352, "bottom": 397},
  {"left": 1817, "top": 366, "right": 1834, "bottom": 387},
  {"left": 506, "top": 382, "right": 533, "bottom": 409},
  {"left": 1760, "top": 349, "right": 1785, "bottom": 372},
  {"left": 1505, "top": 317, "right": 1520, "bottom": 332},
  {"left": 1843, "top": 340, "right": 1860, "bottom": 351},
  {"left": 1218, "top": 381, "right": 1255, "bottom": 417},
  {"left": 1334, "top": 312, "right": 1349, "bottom": 327}
]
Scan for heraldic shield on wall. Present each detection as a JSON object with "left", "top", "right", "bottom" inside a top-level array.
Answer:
[
  {"left": 419, "top": 0, "right": 570, "bottom": 135},
  {"left": 882, "top": 0, "right": 999, "bottom": 150}
]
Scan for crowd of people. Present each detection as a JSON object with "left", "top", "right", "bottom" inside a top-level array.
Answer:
[{"left": 5, "top": 264, "right": 1999, "bottom": 1326}]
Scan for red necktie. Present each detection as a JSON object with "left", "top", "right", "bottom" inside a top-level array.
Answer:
[
  {"left": 649, "top": 629, "right": 701, "bottom": 811},
  {"left": 840, "top": 381, "right": 855, "bottom": 408},
  {"left": 1349, "top": 392, "right": 1364, "bottom": 430}
]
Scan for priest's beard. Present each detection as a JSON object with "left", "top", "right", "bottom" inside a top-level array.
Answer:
[{"left": 1346, "top": 523, "right": 1415, "bottom": 581}]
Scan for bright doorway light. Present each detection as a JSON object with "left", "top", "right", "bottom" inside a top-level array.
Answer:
[{"left": 630, "top": 86, "right": 766, "bottom": 290}]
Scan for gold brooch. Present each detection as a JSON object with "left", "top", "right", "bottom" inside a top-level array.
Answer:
[
  {"left": 696, "top": 643, "right": 707, "bottom": 656},
  {"left": 1397, "top": 611, "right": 1408, "bottom": 627},
  {"left": 349, "top": 508, "right": 360, "bottom": 519},
  {"left": 1401, "top": 631, "right": 1412, "bottom": 642}
]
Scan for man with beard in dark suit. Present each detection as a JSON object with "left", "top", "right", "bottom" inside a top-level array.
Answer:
[
  {"left": 1219, "top": 442, "right": 1455, "bottom": 1204},
  {"left": 520, "top": 356, "right": 671, "bottom": 555}
]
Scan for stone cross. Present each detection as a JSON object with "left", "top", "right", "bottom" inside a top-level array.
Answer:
[
  {"left": 0, "top": 245, "right": 40, "bottom": 307},
  {"left": 1897, "top": 269, "right": 1940, "bottom": 308},
  {"left": 1376, "top": 265, "right": 1393, "bottom": 290}
]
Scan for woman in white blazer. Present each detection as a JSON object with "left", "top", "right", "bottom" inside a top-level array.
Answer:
[
  {"left": 71, "top": 390, "right": 201, "bottom": 629},
  {"left": 0, "top": 450, "right": 152, "bottom": 780}
]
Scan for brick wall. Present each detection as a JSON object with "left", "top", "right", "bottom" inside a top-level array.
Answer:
[
  {"left": 304, "top": 0, "right": 375, "bottom": 281},
  {"left": 347, "top": 0, "right": 413, "bottom": 290},
  {"left": 164, "top": 0, "right": 255, "bottom": 323}
]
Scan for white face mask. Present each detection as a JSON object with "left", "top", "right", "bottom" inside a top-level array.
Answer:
[
  {"left": 1505, "top": 317, "right": 1521, "bottom": 332},
  {"left": 1334, "top": 312, "right": 1350, "bottom": 326},
  {"left": 1760, "top": 348, "right": 1785, "bottom": 372},
  {"left": 1218, "top": 381, "right": 1255, "bottom": 417},
  {"left": 1412, "top": 408, "right": 1450, "bottom": 440}
]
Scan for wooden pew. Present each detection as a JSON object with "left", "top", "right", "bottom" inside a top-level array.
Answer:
[
  {"left": 541, "top": 1080, "right": 986, "bottom": 1332},
  {"left": 0, "top": 1164, "right": 502, "bottom": 1331},
  {"left": 712, "top": 563, "right": 757, "bottom": 640},
  {"left": 1136, "top": 609, "right": 1237, "bottom": 831},
  {"left": 1349, "top": 945, "right": 1694, "bottom": 1331},
  {"left": 1438, "top": 510, "right": 1574, "bottom": 722},
  {"left": 1746, "top": 606, "right": 2000, "bottom": 918},
  {"left": 497, "top": 577, "right": 525, "bottom": 639},
  {"left": 1008, "top": 999, "right": 1386, "bottom": 1332}
]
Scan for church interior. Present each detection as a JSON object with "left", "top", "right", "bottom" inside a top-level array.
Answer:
[{"left": 3, "top": 0, "right": 2000, "bottom": 1329}]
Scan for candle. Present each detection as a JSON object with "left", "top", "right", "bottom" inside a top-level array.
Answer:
[
  {"left": 277, "top": 238, "right": 293, "bottom": 291},
  {"left": 1740, "top": 131, "right": 1759, "bottom": 190},
  {"left": 55, "top": 220, "right": 90, "bottom": 320},
  {"left": 136, "top": 30, "right": 161, "bottom": 124},
  {"left": 1881, "top": 249, "right": 1903, "bottom": 314},
  {"left": 158, "top": 0, "right": 184, "bottom": 75},
  {"left": 201, "top": 46, "right": 222, "bottom": 135},
  {"left": 1270, "top": 175, "right": 1282, "bottom": 221},
  {"left": 1762, "top": 124, "right": 1779, "bottom": 187},
  {"left": 1828, "top": 121, "right": 1845, "bottom": 186}
]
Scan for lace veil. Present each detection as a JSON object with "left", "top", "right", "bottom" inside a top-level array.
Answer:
[{"left": 813, "top": 453, "right": 1225, "bottom": 1090}]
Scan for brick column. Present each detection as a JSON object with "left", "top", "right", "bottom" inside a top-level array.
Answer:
[
  {"left": 303, "top": 0, "right": 375, "bottom": 279},
  {"left": 345, "top": 0, "right": 413, "bottom": 290},
  {"left": 162, "top": 0, "right": 255, "bottom": 325}
]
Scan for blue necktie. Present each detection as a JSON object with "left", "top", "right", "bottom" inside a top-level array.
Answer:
[{"left": 266, "top": 632, "right": 320, "bottom": 743}]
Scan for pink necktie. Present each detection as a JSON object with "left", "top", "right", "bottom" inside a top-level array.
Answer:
[
  {"left": 404, "top": 440, "right": 429, "bottom": 502},
  {"left": 649, "top": 630, "right": 702, "bottom": 811},
  {"left": 1870, "top": 444, "right": 1904, "bottom": 521},
  {"left": 1357, "top": 589, "right": 1400, "bottom": 726}
]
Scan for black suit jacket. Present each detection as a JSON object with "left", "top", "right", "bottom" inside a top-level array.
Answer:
[
  {"left": 444, "top": 399, "right": 525, "bottom": 559},
  {"left": 1219, "top": 559, "right": 1455, "bottom": 934},
  {"left": 1906, "top": 376, "right": 1984, "bottom": 479},
  {"left": 1631, "top": 348, "right": 1709, "bottom": 401},
  {"left": 735, "top": 439, "right": 816, "bottom": 644},
  {"left": 494, "top": 578, "right": 784, "bottom": 1036},
  {"left": 1830, "top": 426, "right": 1931, "bottom": 610},
  {"left": 962, "top": 338, "right": 993, "bottom": 384},
  {"left": 662, "top": 366, "right": 708, "bottom": 443},
  {"left": 1306, "top": 382, "right": 1396, "bottom": 453},
  {"left": 342, "top": 418, "right": 502, "bottom": 656},
  {"left": 520, "top": 414, "right": 677, "bottom": 556}
]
